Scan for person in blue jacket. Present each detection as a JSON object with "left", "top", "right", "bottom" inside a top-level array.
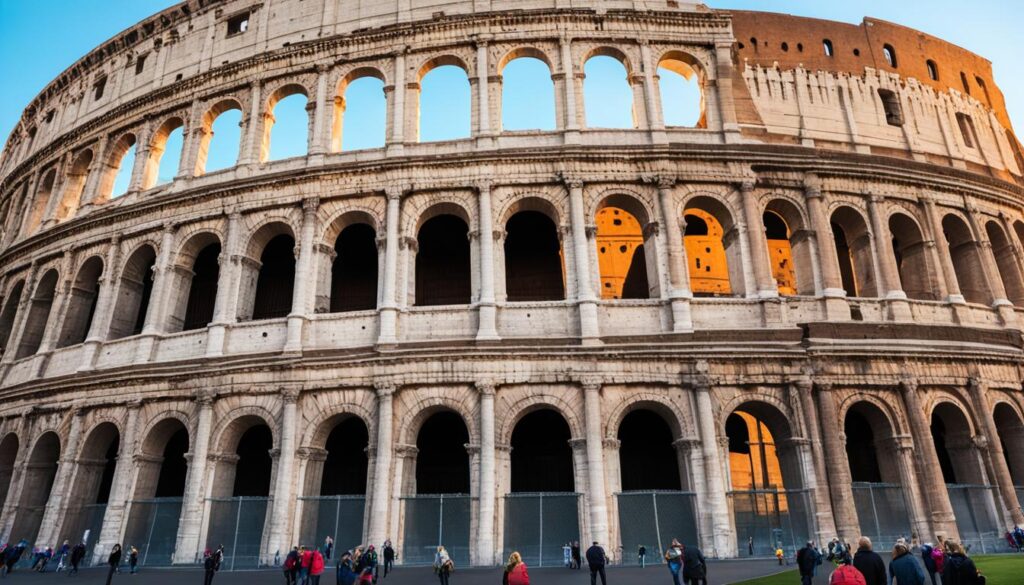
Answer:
[
  {"left": 336, "top": 551, "right": 357, "bottom": 585},
  {"left": 889, "top": 542, "right": 926, "bottom": 585}
]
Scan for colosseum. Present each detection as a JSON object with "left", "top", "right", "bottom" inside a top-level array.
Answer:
[{"left": 0, "top": 0, "right": 1022, "bottom": 571}]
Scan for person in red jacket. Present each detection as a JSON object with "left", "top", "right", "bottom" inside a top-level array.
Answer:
[
  {"left": 309, "top": 548, "right": 325, "bottom": 585},
  {"left": 298, "top": 546, "right": 313, "bottom": 585},
  {"left": 503, "top": 551, "right": 530, "bottom": 585}
]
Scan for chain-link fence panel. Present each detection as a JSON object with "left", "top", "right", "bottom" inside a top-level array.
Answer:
[
  {"left": 946, "top": 484, "right": 1004, "bottom": 554},
  {"left": 851, "top": 483, "right": 912, "bottom": 546},
  {"left": 729, "top": 489, "right": 813, "bottom": 557},
  {"left": 503, "top": 493, "right": 580, "bottom": 567},
  {"left": 205, "top": 497, "right": 269, "bottom": 570},
  {"left": 400, "top": 495, "right": 471, "bottom": 567},
  {"left": 61, "top": 503, "right": 107, "bottom": 565},
  {"left": 122, "top": 498, "right": 183, "bottom": 566},
  {"left": 616, "top": 491, "right": 698, "bottom": 565},
  {"left": 296, "top": 496, "right": 365, "bottom": 554},
  {"left": 9, "top": 504, "right": 45, "bottom": 547}
]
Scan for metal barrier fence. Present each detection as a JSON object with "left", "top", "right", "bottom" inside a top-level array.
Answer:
[
  {"left": 400, "top": 494, "right": 471, "bottom": 566},
  {"left": 122, "top": 498, "right": 183, "bottom": 566},
  {"left": 616, "top": 491, "right": 698, "bottom": 564},
  {"left": 851, "top": 483, "right": 912, "bottom": 546},
  {"left": 946, "top": 484, "right": 1005, "bottom": 554},
  {"left": 204, "top": 497, "right": 269, "bottom": 570},
  {"left": 729, "top": 489, "right": 813, "bottom": 557},
  {"left": 296, "top": 495, "right": 366, "bottom": 552},
  {"left": 62, "top": 503, "right": 107, "bottom": 565},
  {"left": 502, "top": 492, "right": 580, "bottom": 567},
  {"left": 9, "top": 504, "right": 45, "bottom": 547}
]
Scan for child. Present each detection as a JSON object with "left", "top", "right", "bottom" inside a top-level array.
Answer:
[{"left": 776, "top": 547, "right": 785, "bottom": 565}]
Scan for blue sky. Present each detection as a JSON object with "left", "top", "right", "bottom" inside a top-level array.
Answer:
[{"left": 1, "top": 0, "right": 1021, "bottom": 157}]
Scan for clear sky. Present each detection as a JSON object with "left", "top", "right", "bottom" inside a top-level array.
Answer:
[{"left": 1, "top": 0, "right": 1021, "bottom": 155}]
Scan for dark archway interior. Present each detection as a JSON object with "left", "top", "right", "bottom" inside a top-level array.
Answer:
[
  {"left": 618, "top": 409, "right": 680, "bottom": 491},
  {"left": 686, "top": 215, "right": 709, "bottom": 236},
  {"left": 832, "top": 223, "right": 857, "bottom": 296},
  {"left": 504, "top": 211, "right": 565, "bottom": 301},
  {"left": 415, "top": 411, "right": 470, "bottom": 494},
  {"left": 183, "top": 243, "right": 220, "bottom": 331},
  {"left": 844, "top": 410, "right": 882, "bottom": 483},
  {"left": 993, "top": 404, "right": 1024, "bottom": 485},
  {"left": 416, "top": 215, "right": 471, "bottom": 306},
  {"left": 253, "top": 235, "right": 296, "bottom": 320},
  {"left": 331, "top": 223, "right": 378, "bottom": 312},
  {"left": 131, "top": 256, "right": 157, "bottom": 336},
  {"left": 321, "top": 417, "right": 369, "bottom": 495},
  {"left": 726, "top": 413, "right": 750, "bottom": 454},
  {"left": 621, "top": 245, "right": 650, "bottom": 299},
  {"left": 930, "top": 413, "right": 957, "bottom": 483},
  {"left": 763, "top": 212, "right": 789, "bottom": 240},
  {"left": 511, "top": 409, "right": 574, "bottom": 493},
  {"left": 155, "top": 427, "right": 189, "bottom": 498},
  {"left": 233, "top": 424, "right": 273, "bottom": 497},
  {"left": 95, "top": 434, "right": 119, "bottom": 504}
]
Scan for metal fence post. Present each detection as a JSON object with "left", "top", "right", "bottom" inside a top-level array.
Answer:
[
  {"left": 231, "top": 499, "right": 242, "bottom": 571},
  {"left": 538, "top": 493, "right": 544, "bottom": 568},
  {"left": 652, "top": 492, "right": 663, "bottom": 557}
]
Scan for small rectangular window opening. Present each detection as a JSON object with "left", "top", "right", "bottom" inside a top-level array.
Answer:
[
  {"left": 227, "top": 13, "right": 250, "bottom": 37},
  {"left": 956, "top": 113, "right": 976, "bottom": 149},
  {"left": 823, "top": 39, "right": 834, "bottom": 57},
  {"left": 877, "top": 89, "right": 903, "bottom": 126},
  {"left": 94, "top": 76, "right": 107, "bottom": 101},
  {"left": 135, "top": 54, "right": 147, "bottom": 75}
]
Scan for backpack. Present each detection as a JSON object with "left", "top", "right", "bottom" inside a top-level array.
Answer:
[
  {"left": 930, "top": 548, "right": 945, "bottom": 573},
  {"left": 830, "top": 564, "right": 866, "bottom": 585}
]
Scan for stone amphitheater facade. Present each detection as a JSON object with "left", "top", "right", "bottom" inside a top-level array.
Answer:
[{"left": 0, "top": 0, "right": 1023, "bottom": 569}]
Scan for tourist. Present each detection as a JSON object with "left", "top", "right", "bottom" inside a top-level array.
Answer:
[
  {"left": 2, "top": 540, "right": 24, "bottom": 576},
  {"left": 503, "top": 551, "right": 530, "bottom": 585},
  {"left": 920, "top": 542, "right": 944, "bottom": 585},
  {"left": 129, "top": 545, "right": 139, "bottom": 574},
  {"left": 105, "top": 544, "right": 122, "bottom": 585},
  {"left": 940, "top": 541, "right": 981, "bottom": 585},
  {"left": 299, "top": 546, "right": 313, "bottom": 584},
  {"left": 433, "top": 545, "right": 453, "bottom": 585},
  {"left": 1014, "top": 526, "right": 1024, "bottom": 551},
  {"left": 563, "top": 543, "right": 572, "bottom": 567},
  {"left": 324, "top": 536, "right": 334, "bottom": 561},
  {"left": 70, "top": 541, "right": 86, "bottom": 574},
  {"left": 585, "top": 541, "right": 607, "bottom": 585},
  {"left": 638, "top": 544, "right": 646, "bottom": 568},
  {"left": 203, "top": 549, "right": 219, "bottom": 585},
  {"left": 749, "top": 536, "right": 755, "bottom": 556},
  {"left": 352, "top": 546, "right": 364, "bottom": 573},
  {"left": 309, "top": 547, "right": 325, "bottom": 585},
  {"left": 829, "top": 555, "right": 866, "bottom": 585},
  {"left": 571, "top": 541, "right": 582, "bottom": 570},
  {"left": 56, "top": 540, "right": 70, "bottom": 572},
  {"left": 797, "top": 540, "right": 822, "bottom": 585},
  {"left": 337, "top": 551, "right": 358, "bottom": 585},
  {"left": 360, "top": 544, "right": 378, "bottom": 582},
  {"left": 284, "top": 546, "right": 300, "bottom": 584},
  {"left": 357, "top": 567, "right": 375, "bottom": 585},
  {"left": 682, "top": 542, "right": 706, "bottom": 585},
  {"left": 665, "top": 539, "right": 684, "bottom": 585},
  {"left": 1006, "top": 530, "right": 1019, "bottom": 552},
  {"left": 852, "top": 537, "right": 886, "bottom": 585},
  {"left": 776, "top": 546, "right": 784, "bottom": 565},
  {"left": 382, "top": 540, "right": 396, "bottom": 577},
  {"left": 889, "top": 542, "right": 925, "bottom": 585}
]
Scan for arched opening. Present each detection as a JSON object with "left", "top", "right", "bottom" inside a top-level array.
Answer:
[
  {"left": 124, "top": 419, "right": 188, "bottom": 566},
  {"left": 10, "top": 432, "right": 60, "bottom": 545},
  {"left": 596, "top": 196, "right": 656, "bottom": 299},
  {"left": 831, "top": 207, "right": 878, "bottom": 298},
  {"left": 415, "top": 411, "right": 470, "bottom": 495},
  {"left": 264, "top": 88, "right": 309, "bottom": 161},
  {"left": 415, "top": 214, "right": 471, "bottom": 306},
  {"left": 684, "top": 197, "right": 743, "bottom": 296},
  {"left": 883, "top": 44, "right": 898, "bottom": 68},
  {"left": 97, "top": 134, "right": 137, "bottom": 201},
  {"left": 16, "top": 268, "right": 59, "bottom": 359},
  {"left": 320, "top": 417, "right": 370, "bottom": 496},
  {"left": 418, "top": 63, "right": 471, "bottom": 142},
  {"left": 331, "top": 223, "right": 378, "bottom": 312},
  {"left": 0, "top": 280, "right": 25, "bottom": 355},
  {"left": 985, "top": 221, "right": 1024, "bottom": 305},
  {"left": 844, "top": 402, "right": 912, "bottom": 543},
  {"left": 504, "top": 210, "right": 565, "bottom": 301},
  {"left": 942, "top": 215, "right": 991, "bottom": 305},
  {"left": 142, "top": 117, "right": 185, "bottom": 189},
  {"left": 245, "top": 227, "right": 296, "bottom": 321},
  {"left": 992, "top": 404, "right": 1024, "bottom": 487},
  {"left": 500, "top": 56, "right": 556, "bottom": 131},
  {"left": 762, "top": 206, "right": 808, "bottom": 296},
  {"left": 174, "top": 237, "right": 221, "bottom": 332},
  {"left": 619, "top": 409, "right": 681, "bottom": 491},
  {"left": 56, "top": 149, "right": 93, "bottom": 221},
  {"left": 725, "top": 403, "right": 811, "bottom": 556},
  {"left": 511, "top": 409, "right": 574, "bottom": 493},
  {"left": 335, "top": 73, "right": 386, "bottom": 152},
  {"left": 109, "top": 245, "right": 157, "bottom": 340},
  {"left": 584, "top": 54, "right": 635, "bottom": 129},
  {"left": 890, "top": 213, "right": 939, "bottom": 300},
  {"left": 61, "top": 423, "right": 119, "bottom": 559},
  {"left": 658, "top": 54, "right": 705, "bottom": 128},
  {"left": 57, "top": 256, "right": 104, "bottom": 348},
  {"left": 0, "top": 434, "right": 19, "bottom": 513},
  {"left": 196, "top": 102, "right": 242, "bottom": 175},
  {"left": 25, "top": 168, "right": 56, "bottom": 235}
]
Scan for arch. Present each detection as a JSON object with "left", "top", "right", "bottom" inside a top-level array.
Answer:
[
  {"left": 595, "top": 194, "right": 656, "bottom": 299},
  {"left": 723, "top": 400, "right": 800, "bottom": 490},
  {"left": 57, "top": 255, "right": 105, "bottom": 348},
  {"left": 843, "top": 400, "right": 900, "bottom": 483},
  {"left": 0, "top": 279, "right": 25, "bottom": 354},
  {"left": 930, "top": 400, "right": 985, "bottom": 485},
  {"left": 985, "top": 220, "right": 1024, "bottom": 305},
  {"left": 307, "top": 414, "right": 370, "bottom": 496},
  {"left": 56, "top": 148, "right": 94, "bottom": 221},
  {"left": 134, "top": 416, "right": 190, "bottom": 499},
  {"left": 16, "top": 268, "right": 59, "bottom": 359},
  {"left": 831, "top": 206, "right": 878, "bottom": 297},
  {"left": 415, "top": 213, "right": 471, "bottom": 306},
  {"left": 211, "top": 413, "right": 275, "bottom": 498},
  {"left": 0, "top": 433, "right": 18, "bottom": 513},
  {"left": 504, "top": 210, "right": 565, "bottom": 301},
  {"left": 941, "top": 214, "right": 991, "bottom": 304},
  {"left": 684, "top": 195, "right": 742, "bottom": 296},
  {"left": 883, "top": 44, "right": 898, "bottom": 68},
  {"left": 584, "top": 52, "right": 635, "bottom": 129},
  {"left": 992, "top": 402, "right": 1024, "bottom": 485},
  {"left": 60, "top": 422, "right": 120, "bottom": 543},
  {"left": 1012, "top": 220, "right": 1024, "bottom": 253},
  {"left": 242, "top": 222, "right": 297, "bottom": 321},
  {"left": 417, "top": 59, "right": 471, "bottom": 142},
  {"left": 889, "top": 212, "right": 939, "bottom": 301},
  {"left": 142, "top": 116, "right": 185, "bottom": 189},
  {"left": 764, "top": 198, "right": 814, "bottom": 295},
  {"left": 657, "top": 50, "right": 706, "bottom": 128},
  {"left": 510, "top": 408, "right": 574, "bottom": 492},
  {"left": 25, "top": 167, "right": 57, "bottom": 235},
  {"left": 330, "top": 222, "right": 378, "bottom": 312},
  {"left": 500, "top": 56, "right": 556, "bottom": 132},
  {"left": 413, "top": 410, "right": 471, "bottom": 494},
  {"left": 195, "top": 99, "right": 243, "bottom": 175},
  {"left": 333, "top": 68, "right": 386, "bottom": 152},
  {"left": 96, "top": 132, "right": 138, "bottom": 202},
  {"left": 263, "top": 84, "right": 310, "bottom": 162},
  {"left": 10, "top": 431, "right": 60, "bottom": 544},
  {"left": 167, "top": 232, "right": 221, "bottom": 332},
  {"left": 109, "top": 244, "right": 157, "bottom": 339},
  {"left": 617, "top": 408, "right": 683, "bottom": 490}
]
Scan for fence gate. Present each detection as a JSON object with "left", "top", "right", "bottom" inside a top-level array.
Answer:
[
  {"left": 204, "top": 497, "right": 269, "bottom": 570},
  {"left": 297, "top": 496, "right": 366, "bottom": 552},
  {"left": 851, "top": 483, "right": 912, "bottom": 545},
  {"left": 503, "top": 492, "right": 580, "bottom": 567},
  {"left": 122, "top": 498, "right": 183, "bottom": 566},
  {"left": 946, "top": 484, "right": 1004, "bottom": 553},
  {"left": 616, "top": 491, "right": 698, "bottom": 564},
  {"left": 400, "top": 495, "right": 471, "bottom": 566},
  {"left": 729, "top": 489, "right": 813, "bottom": 557},
  {"left": 62, "top": 503, "right": 107, "bottom": 565}
]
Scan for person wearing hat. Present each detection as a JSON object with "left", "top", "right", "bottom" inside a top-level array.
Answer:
[{"left": 889, "top": 542, "right": 926, "bottom": 585}]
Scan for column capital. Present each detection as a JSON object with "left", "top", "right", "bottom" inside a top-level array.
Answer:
[
  {"left": 790, "top": 377, "right": 814, "bottom": 392},
  {"left": 737, "top": 179, "right": 757, "bottom": 194},
  {"left": 385, "top": 186, "right": 407, "bottom": 200},
  {"left": 579, "top": 377, "right": 602, "bottom": 393},
  {"left": 803, "top": 176, "right": 823, "bottom": 199},
  {"left": 296, "top": 446, "right": 328, "bottom": 461},
  {"left": 280, "top": 387, "right": 301, "bottom": 404},
  {"left": 568, "top": 437, "right": 588, "bottom": 451},
  {"left": 464, "top": 442, "right": 481, "bottom": 456},
  {"left": 557, "top": 172, "right": 584, "bottom": 190},
  {"left": 967, "top": 376, "right": 986, "bottom": 393},
  {"left": 474, "top": 180, "right": 493, "bottom": 194},
  {"left": 602, "top": 438, "right": 621, "bottom": 449},
  {"left": 394, "top": 443, "right": 419, "bottom": 458},
  {"left": 194, "top": 389, "right": 217, "bottom": 407},
  {"left": 374, "top": 382, "right": 396, "bottom": 398},
  {"left": 898, "top": 377, "right": 919, "bottom": 393},
  {"left": 972, "top": 434, "right": 989, "bottom": 451},
  {"left": 302, "top": 196, "right": 320, "bottom": 215},
  {"left": 672, "top": 437, "right": 701, "bottom": 452},
  {"left": 476, "top": 380, "right": 496, "bottom": 396}
]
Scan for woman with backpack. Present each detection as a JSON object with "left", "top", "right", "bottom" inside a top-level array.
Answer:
[
  {"left": 502, "top": 551, "right": 529, "bottom": 585},
  {"left": 941, "top": 541, "right": 983, "bottom": 585},
  {"left": 433, "top": 545, "right": 453, "bottom": 585},
  {"left": 664, "top": 539, "right": 683, "bottom": 585}
]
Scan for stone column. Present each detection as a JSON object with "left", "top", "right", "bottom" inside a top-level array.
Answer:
[
  {"left": 0, "top": 262, "right": 38, "bottom": 374},
  {"left": 368, "top": 383, "right": 395, "bottom": 547},
  {"left": 309, "top": 65, "right": 329, "bottom": 158},
  {"left": 639, "top": 41, "right": 666, "bottom": 144},
  {"left": 713, "top": 41, "right": 741, "bottom": 142},
  {"left": 238, "top": 81, "right": 264, "bottom": 168},
  {"left": 377, "top": 189, "right": 401, "bottom": 345},
  {"left": 174, "top": 391, "right": 215, "bottom": 563},
  {"left": 581, "top": 380, "right": 609, "bottom": 546},
  {"left": 739, "top": 181, "right": 777, "bottom": 298},
  {"left": 898, "top": 378, "right": 959, "bottom": 539},
  {"left": 94, "top": 400, "right": 141, "bottom": 563},
  {"left": 565, "top": 177, "right": 600, "bottom": 344},
  {"left": 559, "top": 36, "right": 580, "bottom": 142},
  {"left": 36, "top": 409, "right": 84, "bottom": 548},
  {"left": 476, "top": 182, "right": 499, "bottom": 341},
  {"left": 476, "top": 39, "right": 491, "bottom": 141},
  {"left": 867, "top": 195, "right": 913, "bottom": 321},
  {"left": 654, "top": 176, "right": 693, "bottom": 332},
  {"left": 266, "top": 388, "right": 300, "bottom": 561},
  {"left": 923, "top": 197, "right": 965, "bottom": 304},
  {"left": 206, "top": 212, "right": 242, "bottom": 357},
  {"left": 675, "top": 437, "right": 713, "bottom": 551},
  {"left": 79, "top": 236, "right": 123, "bottom": 370},
  {"left": 967, "top": 378, "right": 1024, "bottom": 525},
  {"left": 802, "top": 177, "right": 844, "bottom": 297},
  {"left": 693, "top": 379, "right": 735, "bottom": 557},
  {"left": 285, "top": 197, "right": 318, "bottom": 353},
  {"left": 790, "top": 378, "right": 838, "bottom": 542},
  {"left": 965, "top": 204, "right": 1017, "bottom": 326},
  {"left": 885, "top": 434, "right": 932, "bottom": 541},
  {"left": 476, "top": 381, "right": 497, "bottom": 564},
  {"left": 137, "top": 224, "right": 176, "bottom": 345},
  {"left": 388, "top": 51, "right": 406, "bottom": 154},
  {"left": 814, "top": 384, "right": 861, "bottom": 541}
]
